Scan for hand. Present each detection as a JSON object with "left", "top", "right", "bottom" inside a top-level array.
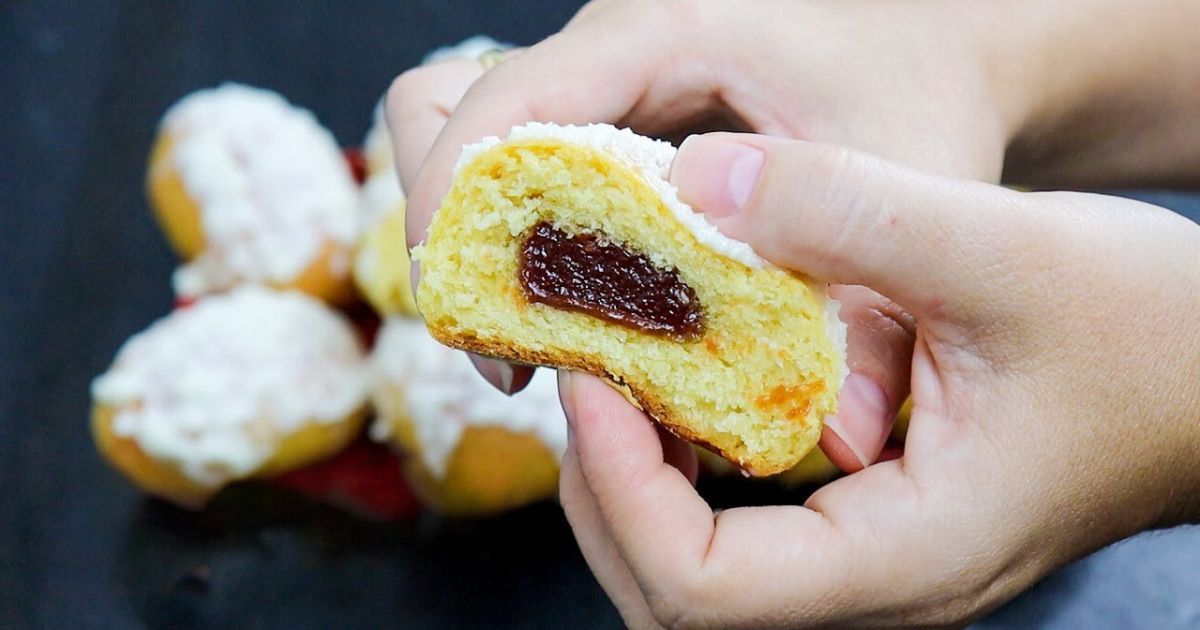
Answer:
[
  {"left": 557, "top": 133, "right": 1200, "bottom": 628},
  {"left": 389, "top": 0, "right": 1020, "bottom": 469}
]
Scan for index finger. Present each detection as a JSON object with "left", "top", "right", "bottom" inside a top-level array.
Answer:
[
  {"left": 399, "top": 14, "right": 712, "bottom": 251},
  {"left": 561, "top": 371, "right": 921, "bottom": 627}
]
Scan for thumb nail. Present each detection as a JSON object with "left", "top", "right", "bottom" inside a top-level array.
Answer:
[
  {"left": 670, "top": 135, "right": 764, "bottom": 217},
  {"left": 468, "top": 353, "right": 515, "bottom": 394},
  {"left": 557, "top": 369, "right": 578, "bottom": 435},
  {"left": 821, "top": 373, "right": 893, "bottom": 471}
]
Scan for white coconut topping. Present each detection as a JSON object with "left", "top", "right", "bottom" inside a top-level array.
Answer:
[
  {"left": 453, "top": 122, "right": 848, "bottom": 392},
  {"left": 161, "top": 83, "right": 360, "bottom": 297},
  {"left": 90, "top": 287, "right": 369, "bottom": 487},
  {"left": 454, "top": 122, "right": 770, "bottom": 269},
  {"left": 422, "top": 35, "right": 512, "bottom": 66},
  {"left": 369, "top": 318, "right": 567, "bottom": 479}
]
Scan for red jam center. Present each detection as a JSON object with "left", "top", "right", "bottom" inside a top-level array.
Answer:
[{"left": 519, "top": 222, "right": 705, "bottom": 340}]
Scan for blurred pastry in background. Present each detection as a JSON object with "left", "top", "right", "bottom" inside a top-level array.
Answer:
[
  {"left": 90, "top": 286, "right": 370, "bottom": 508},
  {"left": 370, "top": 317, "right": 567, "bottom": 516},
  {"left": 353, "top": 104, "right": 417, "bottom": 316},
  {"left": 361, "top": 100, "right": 397, "bottom": 180},
  {"left": 147, "top": 83, "right": 361, "bottom": 304}
]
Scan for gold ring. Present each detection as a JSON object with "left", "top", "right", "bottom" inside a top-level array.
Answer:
[{"left": 477, "top": 49, "right": 507, "bottom": 71}]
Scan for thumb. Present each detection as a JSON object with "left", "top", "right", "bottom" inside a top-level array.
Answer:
[{"left": 668, "top": 132, "right": 1020, "bottom": 320}]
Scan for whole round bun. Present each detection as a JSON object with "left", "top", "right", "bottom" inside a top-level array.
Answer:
[
  {"left": 90, "top": 286, "right": 370, "bottom": 507},
  {"left": 147, "top": 83, "right": 361, "bottom": 304},
  {"left": 370, "top": 317, "right": 566, "bottom": 515}
]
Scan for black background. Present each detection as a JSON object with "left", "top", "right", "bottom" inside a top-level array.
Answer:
[{"left": 3, "top": 2, "right": 1198, "bottom": 628}]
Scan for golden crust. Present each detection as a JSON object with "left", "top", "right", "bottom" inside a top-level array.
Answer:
[
  {"left": 92, "top": 402, "right": 367, "bottom": 508},
  {"left": 425, "top": 322, "right": 783, "bottom": 476}
]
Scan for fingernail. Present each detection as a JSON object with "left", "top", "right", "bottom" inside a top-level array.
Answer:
[
  {"left": 408, "top": 260, "right": 421, "bottom": 297},
  {"left": 557, "top": 369, "right": 578, "bottom": 435},
  {"left": 824, "top": 373, "right": 892, "bottom": 469},
  {"left": 670, "top": 135, "right": 764, "bottom": 217},
  {"left": 468, "top": 353, "right": 515, "bottom": 394}
]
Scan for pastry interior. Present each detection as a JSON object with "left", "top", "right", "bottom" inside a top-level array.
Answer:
[{"left": 416, "top": 123, "right": 846, "bottom": 476}]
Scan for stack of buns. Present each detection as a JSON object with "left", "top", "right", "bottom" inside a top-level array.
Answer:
[{"left": 94, "top": 36, "right": 902, "bottom": 517}]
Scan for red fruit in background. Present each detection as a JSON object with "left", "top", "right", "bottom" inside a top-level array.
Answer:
[
  {"left": 271, "top": 438, "right": 422, "bottom": 521},
  {"left": 342, "top": 147, "right": 368, "bottom": 185}
]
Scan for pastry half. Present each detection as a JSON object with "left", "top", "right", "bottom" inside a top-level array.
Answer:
[
  {"left": 370, "top": 317, "right": 566, "bottom": 515},
  {"left": 90, "top": 287, "right": 369, "bottom": 507},
  {"left": 415, "top": 123, "right": 846, "bottom": 476}
]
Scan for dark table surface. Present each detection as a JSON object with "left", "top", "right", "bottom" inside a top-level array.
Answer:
[{"left": 3, "top": 2, "right": 1198, "bottom": 628}]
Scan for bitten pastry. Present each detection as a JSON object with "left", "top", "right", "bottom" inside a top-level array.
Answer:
[
  {"left": 353, "top": 105, "right": 418, "bottom": 316},
  {"left": 147, "top": 83, "right": 361, "bottom": 303},
  {"left": 415, "top": 123, "right": 847, "bottom": 476},
  {"left": 90, "top": 287, "right": 370, "bottom": 508},
  {"left": 370, "top": 317, "right": 567, "bottom": 516}
]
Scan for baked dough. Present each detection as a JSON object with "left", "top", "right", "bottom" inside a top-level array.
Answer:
[
  {"left": 146, "top": 83, "right": 361, "bottom": 304},
  {"left": 90, "top": 287, "right": 369, "bottom": 507},
  {"left": 415, "top": 123, "right": 847, "bottom": 476}
]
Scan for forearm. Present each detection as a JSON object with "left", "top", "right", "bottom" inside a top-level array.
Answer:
[{"left": 983, "top": 0, "right": 1200, "bottom": 189}]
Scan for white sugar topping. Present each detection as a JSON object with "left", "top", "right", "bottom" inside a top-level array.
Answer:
[
  {"left": 422, "top": 35, "right": 512, "bottom": 66},
  {"left": 454, "top": 122, "right": 769, "bottom": 269},
  {"left": 369, "top": 318, "right": 567, "bottom": 478},
  {"left": 162, "top": 83, "right": 360, "bottom": 297},
  {"left": 91, "top": 287, "right": 369, "bottom": 487}
]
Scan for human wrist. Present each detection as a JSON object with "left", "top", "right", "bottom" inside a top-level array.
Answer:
[
  {"left": 982, "top": 0, "right": 1200, "bottom": 188},
  {"left": 1160, "top": 272, "right": 1200, "bottom": 527}
]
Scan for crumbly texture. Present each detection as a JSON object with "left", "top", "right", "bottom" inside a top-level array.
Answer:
[
  {"left": 154, "top": 83, "right": 360, "bottom": 298},
  {"left": 415, "top": 124, "right": 846, "bottom": 476},
  {"left": 90, "top": 287, "right": 370, "bottom": 488}
]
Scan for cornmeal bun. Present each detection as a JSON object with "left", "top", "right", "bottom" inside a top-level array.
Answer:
[
  {"left": 147, "top": 83, "right": 361, "bottom": 304},
  {"left": 90, "top": 287, "right": 370, "bottom": 508},
  {"left": 370, "top": 317, "right": 566, "bottom": 516},
  {"left": 415, "top": 123, "right": 846, "bottom": 476}
]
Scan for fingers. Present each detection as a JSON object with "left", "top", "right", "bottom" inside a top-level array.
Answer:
[
  {"left": 561, "top": 369, "right": 928, "bottom": 626},
  {"left": 385, "top": 59, "right": 486, "bottom": 194},
  {"left": 558, "top": 371, "right": 715, "bottom": 591},
  {"left": 386, "top": 56, "right": 535, "bottom": 395},
  {"left": 558, "top": 443, "right": 663, "bottom": 629},
  {"left": 669, "top": 132, "right": 1027, "bottom": 321},
  {"left": 820, "top": 285, "right": 916, "bottom": 472},
  {"left": 402, "top": 13, "right": 716, "bottom": 251}
]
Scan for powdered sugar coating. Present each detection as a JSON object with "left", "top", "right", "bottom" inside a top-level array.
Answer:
[
  {"left": 162, "top": 83, "right": 360, "bottom": 297},
  {"left": 91, "top": 287, "right": 369, "bottom": 487},
  {"left": 370, "top": 318, "right": 567, "bottom": 478}
]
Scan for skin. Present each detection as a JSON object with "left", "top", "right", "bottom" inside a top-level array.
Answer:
[{"left": 386, "top": 0, "right": 1200, "bottom": 625}]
